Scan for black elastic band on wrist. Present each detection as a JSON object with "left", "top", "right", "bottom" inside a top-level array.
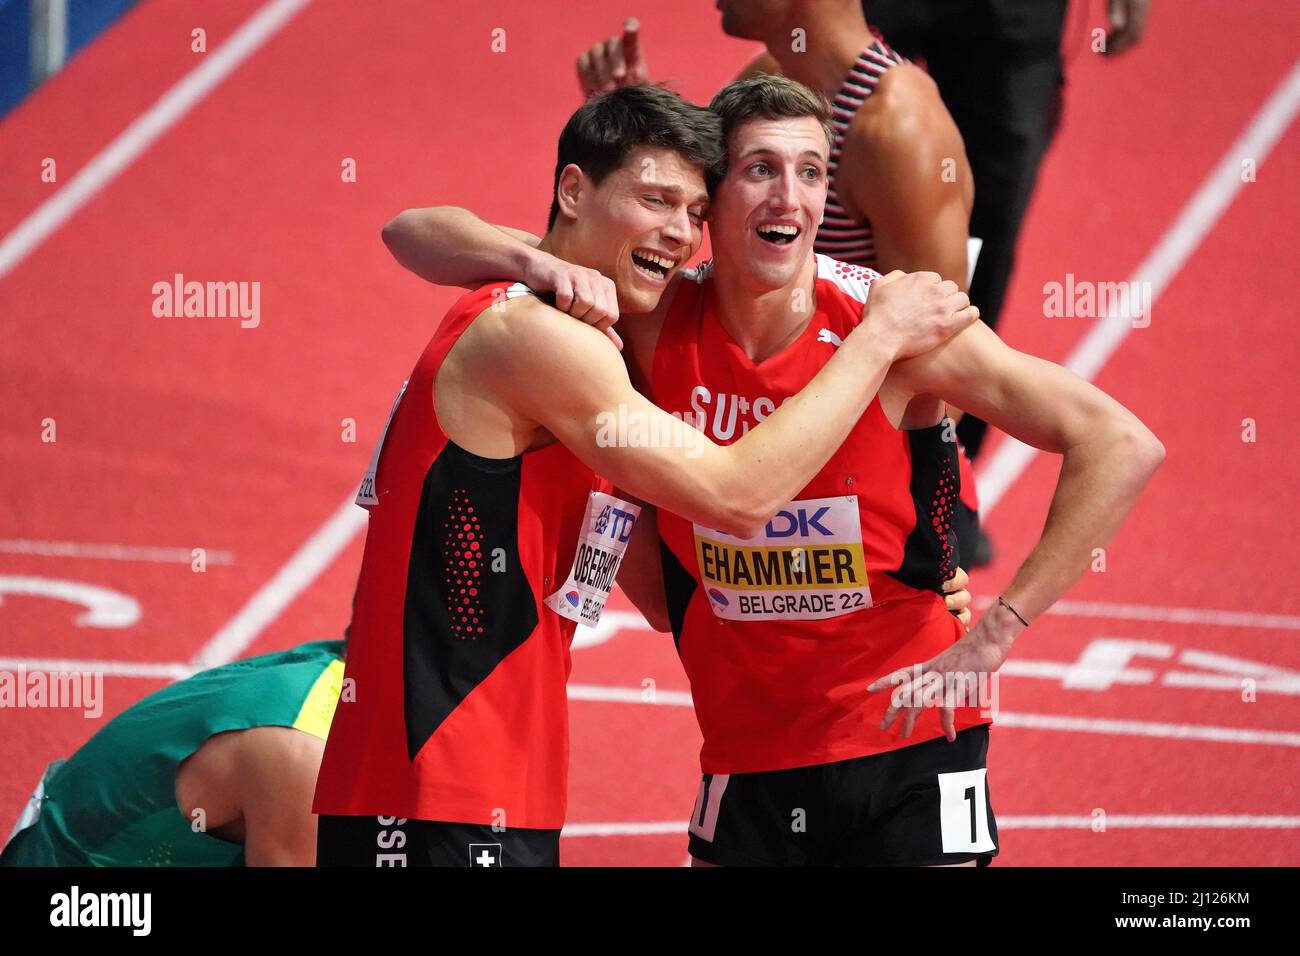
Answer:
[{"left": 997, "top": 595, "right": 1029, "bottom": 628}]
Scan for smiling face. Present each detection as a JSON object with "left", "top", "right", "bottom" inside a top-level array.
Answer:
[
  {"left": 558, "top": 146, "right": 709, "bottom": 314},
  {"left": 707, "top": 115, "right": 830, "bottom": 292}
]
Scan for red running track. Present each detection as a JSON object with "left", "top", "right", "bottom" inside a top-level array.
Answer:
[{"left": 0, "top": 0, "right": 1297, "bottom": 865}]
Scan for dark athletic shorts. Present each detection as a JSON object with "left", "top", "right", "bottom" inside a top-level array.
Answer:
[
  {"left": 687, "top": 725, "right": 998, "bottom": 867},
  {"left": 317, "top": 814, "right": 560, "bottom": 867}
]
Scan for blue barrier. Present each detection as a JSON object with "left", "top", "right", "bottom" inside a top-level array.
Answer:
[{"left": 0, "top": 0, "right": 139, "bottom": 121}]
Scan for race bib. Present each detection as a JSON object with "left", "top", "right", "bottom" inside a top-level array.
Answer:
[
  {"left": 693, "top": 494, "right": 871, "bottom": 621},
  {"left": 546, "top": 492, "right": 642, "bottom": 627},
  {"left": 355, "top": 381, "right": 409, "bottom": 508}
]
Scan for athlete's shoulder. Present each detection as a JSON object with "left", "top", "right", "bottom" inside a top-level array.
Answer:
[
  {"left": 859, "top": 60, "right": 942, "bottom": 128},
  {"left": 459, "top": 286, "right": 622, "bottom": 392},
  {"left": 447, "top": 280, "right": 539, "bottom": 320}
]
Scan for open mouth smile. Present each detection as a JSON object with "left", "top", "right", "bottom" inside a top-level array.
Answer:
[
  {"left": 630, "top": 248, "right": 676, "bottom": 282},
  {"left": 755, "top": 223, "right": 801, "bottom": 246}
]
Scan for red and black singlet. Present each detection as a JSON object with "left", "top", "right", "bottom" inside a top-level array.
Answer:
[{"left": 313, "top": 282, "right": 603, "bottom": 829}]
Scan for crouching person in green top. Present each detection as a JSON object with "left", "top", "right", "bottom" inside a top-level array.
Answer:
[{"left": 1, "top": 639, "right": 344, "bottom": 867}]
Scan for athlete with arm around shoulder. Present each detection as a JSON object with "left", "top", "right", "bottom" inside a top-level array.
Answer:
[
  {"left": 438, "top": 236, "right": 970, "bottom": 540},
  {"left": 379, "top": 217, "right": 979, "bottom": 626},
  {"left": 383, "top": 80, "right": 1162, "bottom": 873}
]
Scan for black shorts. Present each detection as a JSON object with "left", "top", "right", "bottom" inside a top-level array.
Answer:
[
  {"left": 687, "top": 726, "right": 998, "bottom": 867},
  {"left": 316, "top": 814, "right": 560, "bottom": 867}
]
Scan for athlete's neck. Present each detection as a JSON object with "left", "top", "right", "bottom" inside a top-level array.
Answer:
[
  {"left": 535, "top": 230, "right": 570, "bottom": 263},
  {"left": 765, "top": 9, "right": 875, "bottom": 98},
  {"left": 712, "top": 254, "right": 819, "bottom": 363}
]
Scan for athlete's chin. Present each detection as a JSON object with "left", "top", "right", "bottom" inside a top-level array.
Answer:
[
  {"left": 744, "top": 260, "right": 802, "bottom": 293},
  {"left": 617, "top": 281, "right": 662, "bottom": 316},
  {"left": 717, "top": 7, "right": 754, "bottom": 40}
]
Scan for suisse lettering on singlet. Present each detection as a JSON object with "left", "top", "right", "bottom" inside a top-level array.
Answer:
[
  {"left": 546, "top": 491, "right": 642, "bottom": 627},
  {"left": 355, "top": 380, "right": 409, "bottom": 508},
  {"left": 692, "top": 494, "right": 872, "bottom": 621}
]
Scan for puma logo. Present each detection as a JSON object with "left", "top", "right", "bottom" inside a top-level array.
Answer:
[{"left": 816, "top": 328, "right": 843, "bottom": 347}]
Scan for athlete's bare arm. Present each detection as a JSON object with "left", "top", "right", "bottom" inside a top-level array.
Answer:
[
  {"left": 444, "top": 278, "right": 971, "bottom": 537},
  {"left": 614, "top": 501, "right": 670, "bottom": 632},
  {"left": 869, "top": 323, "right": 1164, "bottom": 737},
  {"left": 235, "top": 727, "right": 325, "bottom": 866},
  {"left": 840, "top": 65, "right": 974, "bottom": 289},
  {"left": 382, "top": 207, "right": 542, "bottom": 289},
  {"left": 384, "top": 207, "right": 625, "bottom": 344},
  {"left": 175, "top": 726, "right": 325, "bottom": 866}
]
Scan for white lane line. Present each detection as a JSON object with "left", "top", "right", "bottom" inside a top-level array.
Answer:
[
  {"left": 0, "top": 575, "right": 140, "bottom": 627},
  {"left": 993, "top": 711, "right": 1300, "bottom": 748},
  {"left": 973, "top": 595, "right": 1300, "bottom": 631},
  {"left": 1000, "top": 659, "right": 1300, "bottom": 696},
  {"left": 191, "top": 495, "right": 365, "bottom": 668},
  {"left": 977, "top": 58, "right": 1300, "bottom": 515},
  {"left": 0, "top": 657, "right": 193, "bottom": 680},
  {"left": 997, "top": 815, "right": 1300, "bottom": 829},
  {"left": 0, "top": 0, "right": 312, "bottom": 281},
  {"left": 0, "top": 539, "right": 234, "bottom": 566},
  {"left": 562, "top": 821, "right": 688, "bottom": 838},
  {"left": 11, "top": 665, "right": 1296, "bottom": 748},
  {"left": 568, "top": 682, "right": 695, "bottom": 707},
  {"left": 566, "top": 682, "right": 1300, "bottom": 746},
  {"left": 560, "top": 815, "right": 1300, "bottom": 838}
]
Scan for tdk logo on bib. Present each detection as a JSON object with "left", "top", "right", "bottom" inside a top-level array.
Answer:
[
  {"left": 547, "top": 492, "right": 642, "bottom": 627},
  {"left": 760, "top": 505, "right": 834, "bottom": 538},
  {"left": 693, "top": 495, "right": 872, "bottom": 621},
  {"left": 595, "top": 504, "right": 636, "bottom": 543}
]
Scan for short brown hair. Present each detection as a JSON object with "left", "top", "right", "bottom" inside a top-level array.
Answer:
[
  {"left": 547, "top": 85, "right": 724, "bottom": 229},
  {"left": 708, "top": 74, "right": 836, "bottom": 177}
]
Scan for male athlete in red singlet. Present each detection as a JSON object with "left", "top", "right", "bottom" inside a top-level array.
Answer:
[
  {"left": 382, "top": 74, "right": 1163, "bottom": 867},
  {"left": 314, "top": 85, "right": 976, "bottom": 866}
]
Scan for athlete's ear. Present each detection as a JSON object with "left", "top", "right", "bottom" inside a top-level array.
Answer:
[{"left": 555, "top": 163, "right": 586, "bottom": 224}]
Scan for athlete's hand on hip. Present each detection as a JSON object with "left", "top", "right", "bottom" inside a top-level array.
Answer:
[
  {"left": 576, "top": 18, "right": 650, "bottom": 97},
  {"left": 867, "top": 614, "right": 1015, "bottom": 743},
  {"left": 943, "top": 565, "right": 973, "bottom": 628},
  {"left": 524, "top": 249, "right": 623, "bottom": 349},
  {"left": 861, "top": 270, "right": 979, "bottom": 361}
]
